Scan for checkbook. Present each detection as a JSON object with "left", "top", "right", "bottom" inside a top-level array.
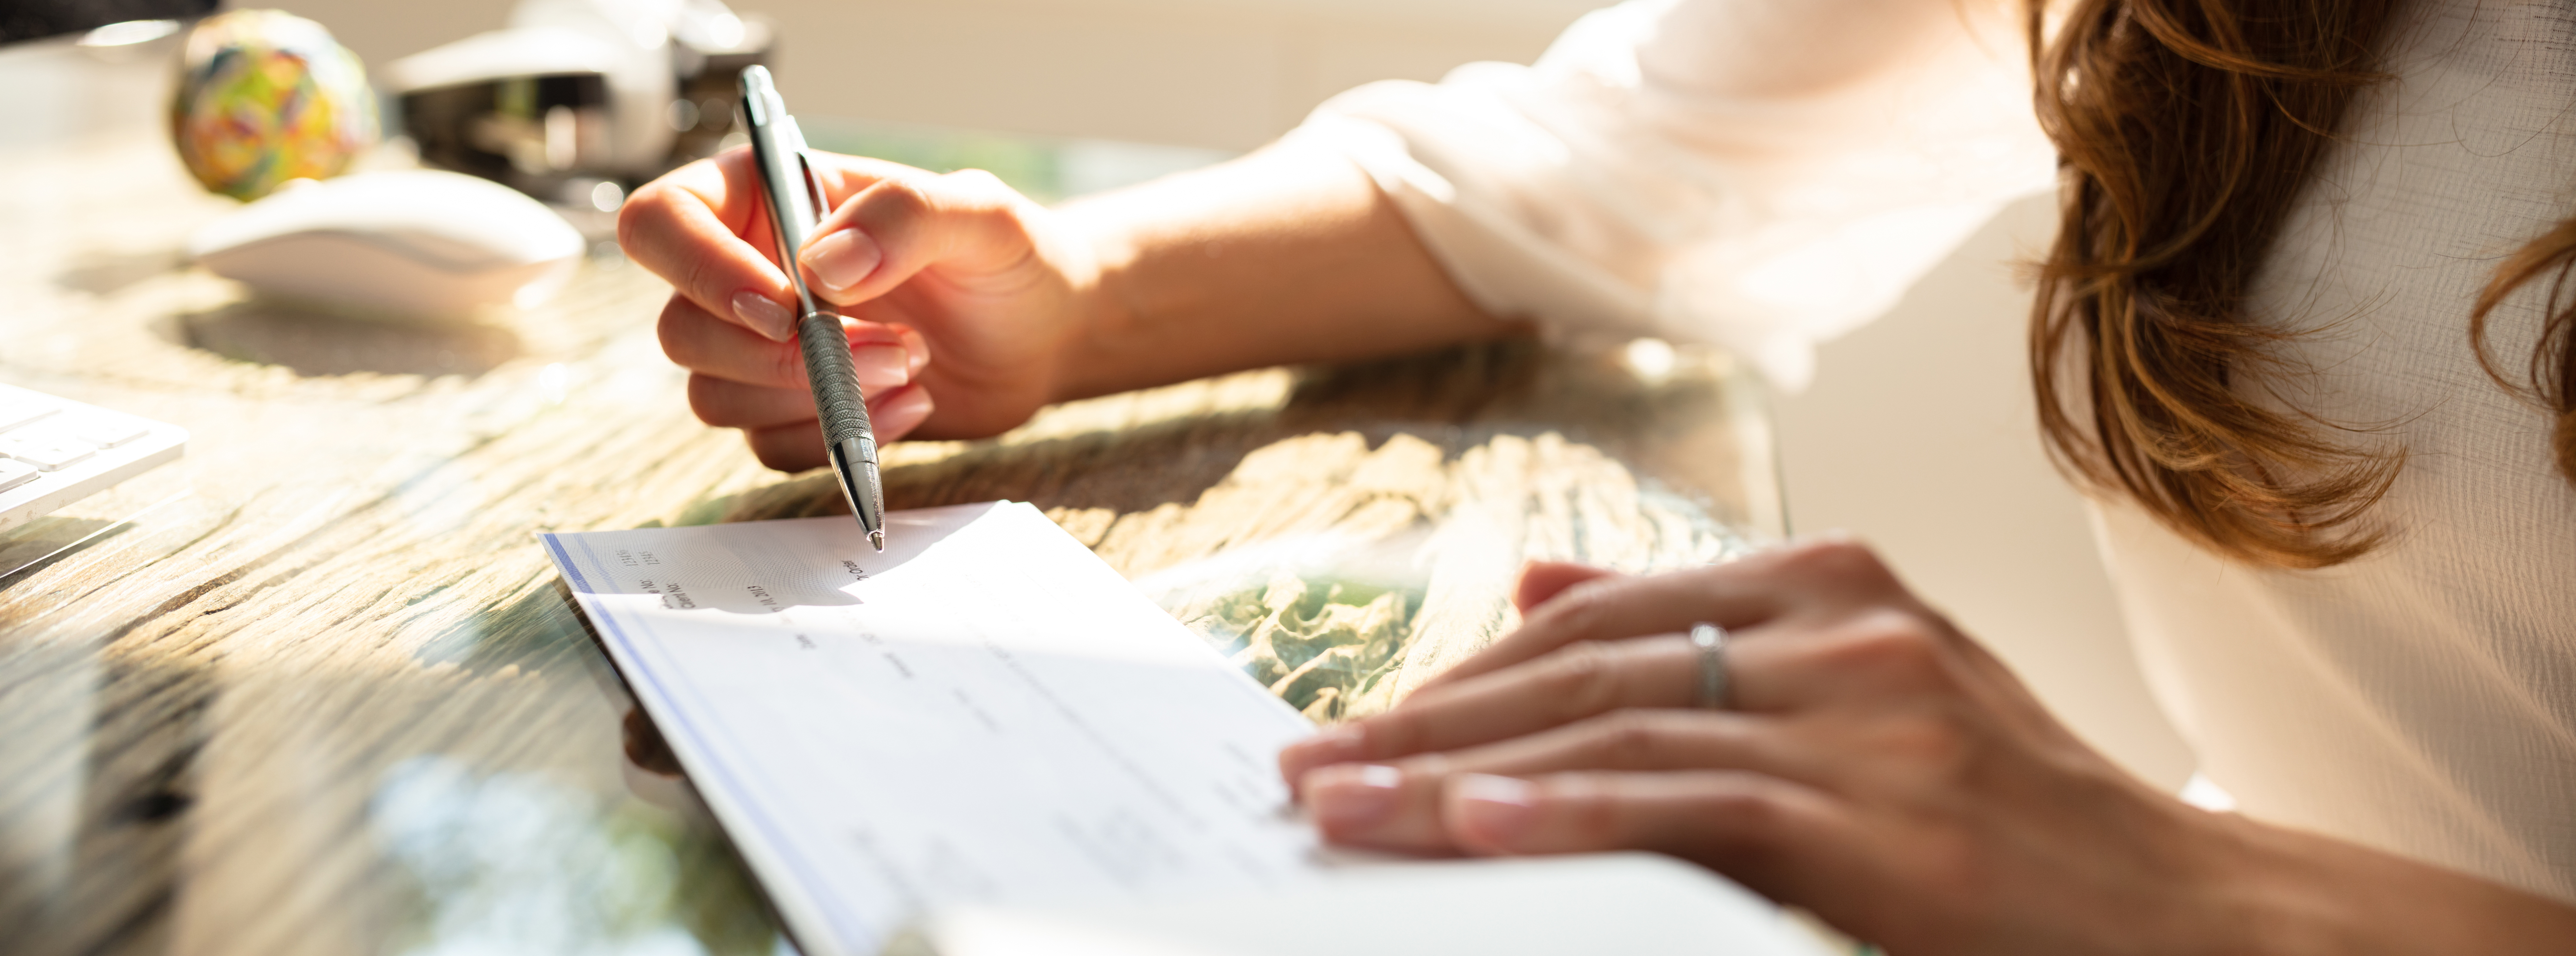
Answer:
[{"left": 541, "top": 502, "right": 1839, "bottom": 956}]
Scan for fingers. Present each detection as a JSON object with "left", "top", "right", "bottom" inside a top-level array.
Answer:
[
  {"left": 656, "top": 275, "right": 936, "bottom": 475},
  {"left": 622, "top": 707, "right": 684, "bottom": 778},
  {"left": 744, "top": 420, "right": 828, "bottom": 472},
  {"left": 739, "top": 384, "right": 936, "bottom": 472},
  {"left": 621, "top": 149, "right": 798, "bottom": 341},
  {"left": 1299, "top": 709, "right": 1831, "bottom": 852},
  {"left": 1288, "top": 629, "right": 1875, "bottom": 788},
  {"left": 621, "top": 148, "right": 940, "bottom": 341},
  {"left": 661, "top": 296, "right": 926, "bottom": 392},
  {"left": 1419, "top": 567, "right": 1780, "bottom": 694},
  {"left": 683, "top": 334, "right": 921, "bottom": 428},
  {"left": 1281, "top": 584, "right": 1970, "bottom": 788},
  {"left": 1443, "top": 770, "right": 1844, "bottom": 892},
  {"left": 670, "top": 295, "right": 936, "bottom": 472},
  {"left": 1281, "top": 637, "right": 1703, "bottom": 783},
  {"left": 687, "top": 376, "right": 813, "bottom": 430},
  {"left": 796, "top": 169, "right": 1044, "bottom": 307},
  {"left": 1513, "top": 561, "right": 1620, "bottom": 614},
  {"left": 1426, "top": 538, "right": 1915, "bottom": 693}
]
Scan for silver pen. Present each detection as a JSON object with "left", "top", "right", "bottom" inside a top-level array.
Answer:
[{"left": 737, "top": 65, "right": 886, "bottom": 551}]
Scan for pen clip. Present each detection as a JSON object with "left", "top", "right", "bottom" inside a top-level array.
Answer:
[
  {"left": 768, "top": 109, "right": 826, "bottom": 229},
  {"left": 794, "top": 149, "right": 831, "bottom": 233}
]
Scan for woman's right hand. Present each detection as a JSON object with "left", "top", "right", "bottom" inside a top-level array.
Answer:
[{"left": 618, "top": 147, "right": 1099, "bottom": 471}]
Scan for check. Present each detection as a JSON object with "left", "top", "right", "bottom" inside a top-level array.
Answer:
[{"left": 541, "top": 502, "right": 1323, "bottom": 956}]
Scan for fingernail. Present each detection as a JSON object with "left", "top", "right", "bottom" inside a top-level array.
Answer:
[
  {"left": 1280, "top": 725, "right": 1368, "bottom": 782},
  {"left": 1310, "top": 764, "right": 1403, "bottom": 835},
  {"left": 1453, "top": 774, "right": 1541, "bottom": 847},
  {"left": 731, "top": 291, "right": 794, "bottom": 341},
  {"left": 875, "top": 384, "right": 935, "bottom": 434},
  {"left": 850, "top": 343, "right": 910, "bottom": 390},
  {"left": 803, "top": 228, "right": 882, "bottom": 295}
]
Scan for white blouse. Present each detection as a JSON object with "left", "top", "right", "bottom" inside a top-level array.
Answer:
[{"left": 1300, "top": 0, "right": 2576, "bottom": 901}]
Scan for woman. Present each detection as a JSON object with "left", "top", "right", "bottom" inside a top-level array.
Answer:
[{"left": 618, "top": 0, "right": 2576, "bottom": 949}]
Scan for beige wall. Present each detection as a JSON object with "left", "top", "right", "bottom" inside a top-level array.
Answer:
[
  {"left": 274, "top": 0, "right": 1596, "bottom": 150},
  {"left": 1774, "top": 193, "right": 2196, "bottom": 787}
]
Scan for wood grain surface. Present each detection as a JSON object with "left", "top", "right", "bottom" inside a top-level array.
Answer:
[{"left": 0, "top": 130, "right": 1774, "bottom": 956}]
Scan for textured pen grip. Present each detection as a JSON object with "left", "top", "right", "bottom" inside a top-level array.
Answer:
[{"left": 798, "top": 312, "right": 875, "bottom": 448}]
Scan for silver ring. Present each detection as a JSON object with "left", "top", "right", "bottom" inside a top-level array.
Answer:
[{"left": 1690, "top": 622, "right": 1731, "bottom": 710}]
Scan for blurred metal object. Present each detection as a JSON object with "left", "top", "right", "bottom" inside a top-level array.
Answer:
[
  {"left": 76, "top": 19, "right": 180, "bottom": 46},
  {"left": 386, "top": 0, "right": 773, "bottom": 202},
  {"left": 1691, "top": 622, "right": 1732, "bottom": 710},
  {"left": 398, "top": 69, "right": 618, "bottom": 201},
  {"left": 0, "top": 0, "right": 211, "bottom": 46},
  {"left": 73, "top": 19, "right": 180, "bottom": 63},
  {"left": 667, "top": 18, "right": 771, "bottom": 165}
]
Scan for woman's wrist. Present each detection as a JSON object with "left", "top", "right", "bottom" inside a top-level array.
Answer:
[
  {"left": 2165, "top": 808, "right": 2341, "bottom": 956},
  {"left": 2182, "top": 801, "right": 2576, "bottom": 955},
  {"left": 1040, "top": 201, "right": 1145, "bottom": 406},
  {"left": 2164, "top": 797, "right": 2446, "bottom": 956},
  {"left": 2021, "top": 772, "right": 2297, "bottom": 956},
  {"left": 1028, "top": 139, "right": 1503, "bottom": 407}
]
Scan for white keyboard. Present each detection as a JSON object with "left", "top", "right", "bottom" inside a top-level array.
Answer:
[{"left": 0, "top": 383, "right": 187, "bottom": 535}]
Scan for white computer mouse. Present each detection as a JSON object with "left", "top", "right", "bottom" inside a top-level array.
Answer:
[{"left": 189, "top": 169, "right": 585, "bottom": 319}]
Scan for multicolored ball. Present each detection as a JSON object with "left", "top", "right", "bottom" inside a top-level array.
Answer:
[{"left": 170, "top": 10, "right": 379, "bottom": 201}]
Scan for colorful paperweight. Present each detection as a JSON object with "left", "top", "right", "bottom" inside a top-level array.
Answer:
[{"left": 170, "top": 10, "right": 379, "bottom": 201}]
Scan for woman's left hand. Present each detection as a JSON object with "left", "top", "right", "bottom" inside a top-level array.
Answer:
[{"left": 1275, "top": 538, "right": 2252, "bottom": 955}]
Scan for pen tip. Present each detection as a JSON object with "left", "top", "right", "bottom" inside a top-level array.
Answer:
[{"left": 869, "top": 530, "right": 885, "bottom": 552}]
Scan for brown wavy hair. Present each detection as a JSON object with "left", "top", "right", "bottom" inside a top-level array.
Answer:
[{"left": 2025, "top": 0, "right": 2576, "bottom": 569}]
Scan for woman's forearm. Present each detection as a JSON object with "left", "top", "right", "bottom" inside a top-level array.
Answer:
[
  {"left": 1049, "top": 138, "right": 1516, "bottom": 402},
  {"left": 2219, "top": 811, "right": 2576, "bottom": 955}
]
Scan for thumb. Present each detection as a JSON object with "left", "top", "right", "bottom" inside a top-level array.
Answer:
[{"left": 798, "top": 169, "right": 1042, "bottom": 307}]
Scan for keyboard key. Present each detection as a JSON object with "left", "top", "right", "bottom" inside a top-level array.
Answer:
[
  {"left": 59, "top": 413, "right": 151, "bottom": 448},
  {"left": 0, "top": 434, "right": 94, "bottom": 471},
  {"left": 0, "top": 387, "right": 184, "bottom": 536},
  {"left": 0, "top": 394, "right": 57, "bottom": 433}
]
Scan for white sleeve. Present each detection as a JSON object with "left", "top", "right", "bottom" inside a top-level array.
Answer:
[{"left": 1292, "top": 0, "right": 2057, "bottom": 390}]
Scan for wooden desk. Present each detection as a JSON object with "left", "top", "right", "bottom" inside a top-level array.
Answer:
[{"left": 0, "top": 130, "right": 1777, "bottom": 956}]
